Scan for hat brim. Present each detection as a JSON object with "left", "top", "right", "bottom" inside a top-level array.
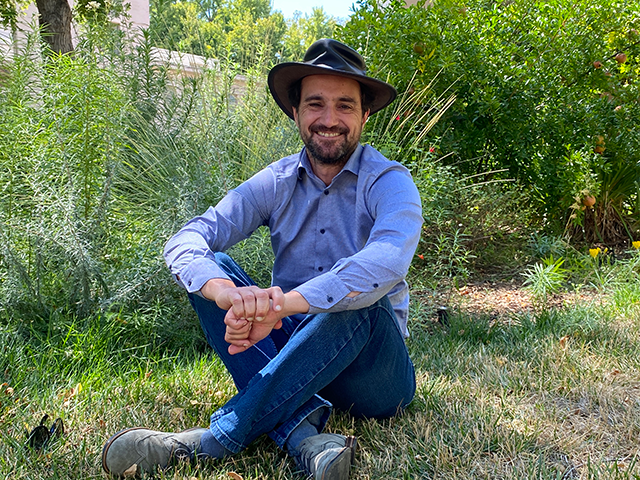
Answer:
[{"left": 268, "top": 62, "right": 397, "bottom": 120}]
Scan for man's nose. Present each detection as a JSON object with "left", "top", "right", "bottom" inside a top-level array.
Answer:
[{"left": 319, "top": 105, "right": 339, "bottom": 127}]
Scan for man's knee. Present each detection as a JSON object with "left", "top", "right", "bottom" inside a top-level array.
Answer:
[{"left": 328, "top": 383, "right": 415, "bottom": 419}]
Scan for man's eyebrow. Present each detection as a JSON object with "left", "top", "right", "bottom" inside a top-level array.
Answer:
[
  {"left": 302, "top": 94, "right": 358, "bottom": 104},
  {"left": 301, "top": 94, "right": 323, "bottom": 103}
]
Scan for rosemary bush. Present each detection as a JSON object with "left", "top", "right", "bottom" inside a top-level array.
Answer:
[{"left": 0, "top": 28, "right": 296, "bottom": 325}]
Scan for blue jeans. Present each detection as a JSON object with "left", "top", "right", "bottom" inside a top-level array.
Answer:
[{"left": 188, "top": 253, "right": 416, "bottom": 454}]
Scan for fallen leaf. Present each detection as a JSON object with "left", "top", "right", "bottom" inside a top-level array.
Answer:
[
  {"left": 228, "top": 472, "right": 244, "bottom": 480},
  {"left": 190, "top": 400, "right": 199, "bottom": 405},
  {"left": 171, "top": 407, "right": 185, "bottom": 420},
  {"left": 65, "top": 383, "right": 83, "bottom": 400},
  {"left": 559, "top": 335, "right": 570, "bottom": 349},
  {"left": 123, "top": 464, "right": 138, "bottom": 477}
]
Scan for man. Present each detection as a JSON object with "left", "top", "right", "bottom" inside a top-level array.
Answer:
[{"left": 102, "top": 39, "right": 422, "bottom": 480}]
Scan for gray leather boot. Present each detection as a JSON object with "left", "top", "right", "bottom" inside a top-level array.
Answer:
[
  {"left": 294, "top": 433, "right": 357, "bottom": 480},
  {"left": 101, "top": 427, "right": 208, "bottom": 476}
]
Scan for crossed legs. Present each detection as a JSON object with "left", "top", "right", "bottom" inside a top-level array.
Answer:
[
  {"left": 190, "top": 253, "right": 416, "bottom": 453},
  {"left": 102, "top": 253, "right": 416, "bottom": 478}
]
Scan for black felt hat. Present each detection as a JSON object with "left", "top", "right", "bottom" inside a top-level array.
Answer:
[{"left": 268, "top": 39, "right": 397, "bottom": 119}]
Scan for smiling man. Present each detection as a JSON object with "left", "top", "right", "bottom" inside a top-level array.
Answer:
[{"left": 101, "top": 39, "right": 423, "bottom": 480}]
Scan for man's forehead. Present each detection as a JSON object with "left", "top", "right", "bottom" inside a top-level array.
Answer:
[{"left": 300, "top": 74, "right": 362, "bottom": 98}]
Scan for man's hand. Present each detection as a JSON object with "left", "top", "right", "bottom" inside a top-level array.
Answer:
[
  {"left": 201, "top": 279, "right": 309, "bottom": 355},
  {"left": 203, "top": 280, "right": 286, "bottom": 323},
  {"left": 224, "top": 308, "right": 283, "bottom": 355}
]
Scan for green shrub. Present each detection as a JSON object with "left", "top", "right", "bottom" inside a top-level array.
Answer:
[
  {"left": 339, "top": 0, "right": 640, "bottom": 243},
  {"left": 522, "top": 256, "right": 567, "bottom": 306}
]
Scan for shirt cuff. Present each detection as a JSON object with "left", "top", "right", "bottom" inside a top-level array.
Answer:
[
  {"left": 175, "top": 257, "right": 231, "bottom": 293},
  {"left": 294, "top": 272, "right": 351, "bottom": 312}
]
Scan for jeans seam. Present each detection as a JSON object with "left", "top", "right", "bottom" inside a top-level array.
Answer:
[{"left": 251, "top": 309, "right": 369, "bottom": 431}]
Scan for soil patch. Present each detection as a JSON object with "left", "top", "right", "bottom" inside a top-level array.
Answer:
[{"left": 414, "top": 280, "right": 608, "bottom": 321}]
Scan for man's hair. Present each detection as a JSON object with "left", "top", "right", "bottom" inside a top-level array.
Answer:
[{"left": 287, "top": 78, "right": 374, "bottom": 116}]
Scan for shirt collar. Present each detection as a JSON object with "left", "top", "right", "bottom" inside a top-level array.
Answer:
[{"left": 297, "top": 144, "right": 364, "bottom": 180}]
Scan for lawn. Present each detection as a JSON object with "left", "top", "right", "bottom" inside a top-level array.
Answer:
[{"left": 1, "top": 277, "right": 639, "bottom": 479}]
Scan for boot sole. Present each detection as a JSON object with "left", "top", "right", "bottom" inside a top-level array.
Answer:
[
  {"left": 345, "top": 435, "right": 357, "bottom": 465},
  {"left": 320, "top": 446, "right": 351, "bottom": 480},
  {"left": 320, "top": 435, "right": 357, "bottom": 480}
]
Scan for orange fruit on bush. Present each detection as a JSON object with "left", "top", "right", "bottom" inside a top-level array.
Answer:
[{"left": 615, "top": 53, "right": 627, "bottom": 64}]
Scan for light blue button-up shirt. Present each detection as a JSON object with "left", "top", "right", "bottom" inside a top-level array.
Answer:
[{"left": 164, "top": 143, "right": 423, "bottom": 336}]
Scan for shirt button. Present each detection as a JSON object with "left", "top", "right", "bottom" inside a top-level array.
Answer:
[
  {"left": 188, "top": 280, "right": 192, "bottom": 286},
  {"left": 373, "top": 283, "right": 379, "bottom": 288},
  {"left": 323, "top": 189, "right": 329, "bottom": 195},
  {"left": 320, "top": 229, "right": 325, "bottom": 234},
  {"left": 318, "top": 266, "right": 323, "bottom": 272},
  {"left": 327, "top": 295, "right": 333, "bottom": 302}
]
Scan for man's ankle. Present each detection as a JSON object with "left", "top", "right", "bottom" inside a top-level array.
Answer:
[
  {"left": 199, "top": 429, "right": 233, "bottom": 459},
  {"left": 286, "top": 418, "right": 319, "bottom": 454}
]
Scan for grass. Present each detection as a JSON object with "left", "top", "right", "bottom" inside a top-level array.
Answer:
[{"left": 1, "top": 279, "right": 639, "bottom": 479}]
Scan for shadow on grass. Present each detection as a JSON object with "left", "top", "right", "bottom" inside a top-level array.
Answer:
[{"left": 1, "top": 298, "right": 639, "bottom": 479}]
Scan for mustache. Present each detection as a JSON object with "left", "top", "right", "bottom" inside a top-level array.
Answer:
[{"left": 311, "top": 125, "right": 349, "bottom": 135}]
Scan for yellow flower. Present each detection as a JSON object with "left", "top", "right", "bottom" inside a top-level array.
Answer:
[
  {"left": 589, "top": 248, "right": 600, "bottom": 258},
  {"left": 633, "top": 241, "right": 640, "bottom": 250}
]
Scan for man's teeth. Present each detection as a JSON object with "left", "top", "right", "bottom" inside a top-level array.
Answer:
[{"left": 317, "top": 131, "right": 341, "bottom": 137}]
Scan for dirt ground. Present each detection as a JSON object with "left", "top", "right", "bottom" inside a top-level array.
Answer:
[{"left": 414, "top": 280, "right": 607, "bottom": 322}]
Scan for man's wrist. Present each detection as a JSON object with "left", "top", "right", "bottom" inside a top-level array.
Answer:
[
  {"left": 283, "top": 290, "right": 310, "bottom": 316},
  {"left": 201, "top": 278, "right": 235, "bottom": 303}
]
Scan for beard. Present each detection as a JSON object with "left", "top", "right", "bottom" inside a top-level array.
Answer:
[{"left": 300, "top": 125, "right": 361, "bottom": 166}]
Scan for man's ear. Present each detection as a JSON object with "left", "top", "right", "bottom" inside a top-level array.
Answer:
[
  {"left": 292, "top": 107, "right": 299, "bottom": 123},
  {"left": 362, "top": 109, "right": 370, "bottom": 126}
]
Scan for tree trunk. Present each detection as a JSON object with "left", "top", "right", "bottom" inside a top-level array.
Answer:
[{"left": 35, "top": 0, "right": 74, "bottom": 54}]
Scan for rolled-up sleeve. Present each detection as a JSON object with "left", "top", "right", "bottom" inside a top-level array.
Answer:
[{"left": 163, "top": 169, "right": 275, "bottom": 293}]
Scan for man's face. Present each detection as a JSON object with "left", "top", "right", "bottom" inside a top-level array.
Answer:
[{"left": 293, "top": 74, "right": 369, "bottom": 166}]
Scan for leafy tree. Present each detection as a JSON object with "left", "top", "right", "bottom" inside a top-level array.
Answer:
[
  {"left": 281, "top": 7, "right": 336, "bottom": 61},
  {"left": 1, "top": 0, "right": 126, "bottom": 53},
  {"left": 1, "top": 0, "right": 22, "bottom": 30},
  {"left": 0, "top": 0, "right": 73, "bottom": 52},
  {"left": 224, "top": 7, "right": 286, "bottom": 67},
  {"left": 150, "top": 0, "right": 282, "bottom": 66},
  {"left": 149, "top": 0, "right": 337, "bottom": 69},
  {"left": 150, "top": 0, "right": 224, "bottom": 55}
]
